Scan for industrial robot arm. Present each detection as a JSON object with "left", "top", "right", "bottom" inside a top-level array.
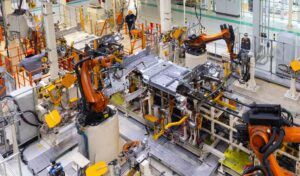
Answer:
[
  {"left": 238, "top": 104, "right": 300, "bottom": 176},
  {"left": 184, "top": 24, "right": 236, "bottom": 60},
  {"left": 80, "top": 58, "right": 109, "bottom": 113},
  {"left": 0, "top": 71, "right": 6, "bottom": 97},
  {"left": 0, "top": 85, "right": 6, "bottom": 97},
  {"left": 75, "top": 55, "right": 115, "bottom": 125}
]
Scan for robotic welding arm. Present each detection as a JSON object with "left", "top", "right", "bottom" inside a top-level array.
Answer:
[
  {"left": 184, "top": 24, "right": 236, "bottom": 59},
  {"left": 75, "top": 55, "right": 116, "bottom": 126},
  {"left": 0, "top": 68, "right": 6, "bottom": 97},
  {"left": 237, "top": 104, "right": 300, "bottom": 176},
  {"left": 79, "top": 57, "right": 109, "bottom": 113}
]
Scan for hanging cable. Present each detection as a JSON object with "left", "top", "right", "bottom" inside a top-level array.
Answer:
[
  {"left": 18, "top": 0, "right": 24, "bottom": 11},
  {"left": 194, "top": 2, "right": 205, "bottom": 32}
]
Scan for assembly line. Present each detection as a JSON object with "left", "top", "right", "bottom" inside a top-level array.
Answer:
[{"left": 0, "top": 0, "right": 300, "bottom": 176}]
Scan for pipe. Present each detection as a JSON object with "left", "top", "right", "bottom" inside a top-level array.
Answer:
[
  {"left": 0, "top": 95, "right": 42, "bottom": 126},
  {"left": 165, "top": 116, "right": 188, "bottom": 129},
  {"left": 153, "top": 116, "right": 188, "bottom": 140}
]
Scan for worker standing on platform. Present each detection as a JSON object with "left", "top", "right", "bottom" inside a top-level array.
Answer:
[
  {"left": 125, "top": 10, "right": 137, "bottom": 39},
  {"left": 241, "top": 33, "right": 251, "bottom": 52}
]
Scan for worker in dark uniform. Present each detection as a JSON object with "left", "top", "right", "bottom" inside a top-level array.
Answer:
[
  {"left": 238, "top": 33, "right": 251, "bottom": 83},
  {"left": 49, "top": 160, "right": 65, "bottom": 176},
  {"left": 84, "top": 44, "right": 91, "bottom": 56},
  {"left": 241, "top": 33, "right": 251, "bottom": 52},
  {"left": 125, "top": 10, "right": 137, "bottom": 39}
]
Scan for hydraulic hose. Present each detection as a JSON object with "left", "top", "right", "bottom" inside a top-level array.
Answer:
[
  {"left": 262, "top": 128, "right": 285, "bottom": 176},
  {"left": 21, "top": 110, "right": 41, "bottom": 127},
  {"left": 0, "top": 95, "right": 42, "bottom": 127},
  {"left": 259, "top": 127, "right": 277, "bottom": 153},
  {"left": 243, "top": 165, "right": 267, "bottom": 176}
]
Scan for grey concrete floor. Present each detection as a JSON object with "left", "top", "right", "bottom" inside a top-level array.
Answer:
[{"left": 232, "top": 78, "right": 300, "bottom": 115}]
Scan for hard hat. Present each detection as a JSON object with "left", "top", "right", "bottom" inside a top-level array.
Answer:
[
  {"left": 26, "top": 48, "right": 35, "bottom": 56},
  {"left": 244, "top": 33, "right": 249, "bottom": 37},
  {"left": 128, "top": 10, "right": 133, "bottom": 15}
]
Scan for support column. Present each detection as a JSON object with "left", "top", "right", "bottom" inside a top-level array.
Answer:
[
  {"left": 159, "top": 0, "right": 171, "bottom": 33},
  {"left": 112, "top": 0, "right": 116, "bottom": 29},
  {"left": 2, "top": 0, "right": 13, "bottom": 19},
  {"left": 229, "top": 115, "right": 233, "bottom": 150},
  {"left": 210, "top": 107, "right": 215, "bottom": 141},
  {"left": 288, "top": 0, "right": 293, "bottom": 27},
  {"left": 207, "top": 0, "right": 213, "bottom": 12},
  {"left": 183, "top": 0, "right": 186, "bottom": 25},
  {"left": 1, "top": 0, "right": 13, "bottom": 44},
  {"left": 104, "top": 0, "right": 113, "bottom": 11},
  {"left": 42, "top": 2, "right": 59, "bottom": 79},
  {"left": 297, "top": 145, "right": 300, "bottom": 175},
  {"left": 253, "top": 0, "right": 262, "bottom": 57},
  {"left": 60, "top": 0, "right": 68, "bottom": 27}
]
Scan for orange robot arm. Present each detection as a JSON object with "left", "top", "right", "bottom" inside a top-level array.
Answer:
[
  {"left": 248, "top": 125, "right": 300, "bottom": 176},
  {"left": 76, "top": 56, "right": 114, "bottom": 113},
  {"left": 282, "top": 126, "right": 300, "bottom": 143},
  {"left": 0, "top": 86, "right": 6, "bottom": 97},
  {"left": 185, "top": 24, "right": 236, "bottom": 59},
  {"left": 80, "top": 59, "right": 108, "bottom": 113},
  {"left": 0, "top": 77, "right": 6, "bottom": 97},
  {"left": 242, "top": 104, "right": 300, "bottom": 176}
]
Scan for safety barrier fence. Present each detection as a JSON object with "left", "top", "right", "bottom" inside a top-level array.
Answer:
[
  {"left": 0, "top": 153, "right": 22, "bottom": 176},
  {"left": 0, "top": 46, "right": 25, "bottom": 74},
  {"left": 206, "top": 32, "right": 300, "bottom": 82},
  {"left": 31, "top": 3, "right": 82, "bottom": 30},
  {"left": 0, "top": 46, "right": 79, "bottom": 89},
  {"left": 58, "top": 53, "right": 80, "bottom": 71},
  {"left": 122, "top": 21, "right": 161, "bottom": 54},
  {"left": 14, "top": 65, "right": 50, "bottom": 88},
  {"left": 13, "top": 53, "right": 80, "bottom": 89}
]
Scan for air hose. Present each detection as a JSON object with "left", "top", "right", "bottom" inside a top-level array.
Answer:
[
  {"left": 0, "top": 96, "right": 42, "bottom": 164},
  {"left": 259, "top": 127, "right": 277, "bottom": 153},
  {"left": 243, "top": 165, "right": 267, "bottom": 175},
  {"left": 0, "top": 95, "right": 42, "bottom": 127},
  {"left": 262, "top": 128, "right": 285, "bottom": 176}
]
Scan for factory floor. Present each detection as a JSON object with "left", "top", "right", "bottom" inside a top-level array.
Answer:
[
  {"left": 4, "top": 74, "right": 298, "bottom": 176},
  {"left": 139, "top": 0, "right": 300, "bottom": 36},
  {"left": 5, "top": 114, "right": 185, "bottom": 176},
  {"left": 22, "top": 0, "right": 300, "bottom": 37},
  {"left": 2, "top": 1, "right": 300, "bottom": 175},
  {"left": 232, "top": 78, "right": 300, "bottom": 115}
]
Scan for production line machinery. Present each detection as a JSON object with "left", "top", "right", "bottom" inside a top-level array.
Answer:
[
  {"left": 107, "top": 47, "right": 300, "bottom": 176},
  {"left": 0, "top": 20, "right": 299, "bottom": 175}
]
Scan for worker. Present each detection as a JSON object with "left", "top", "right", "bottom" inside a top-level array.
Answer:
[
  {"left": 98, "top": 0, "right": 105, "bottom": 5},
  {"left": 48, "top": 160, "right": 65, "bottom": 176},
  {"left": 125, "top": 10, "right": 137, "bottom": 39},
  {"left": 84, "top": 44, "right": 91, "bottom": 56},
  {"left": 241, "top": 33, "right": 251, "bottom": 52}
]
